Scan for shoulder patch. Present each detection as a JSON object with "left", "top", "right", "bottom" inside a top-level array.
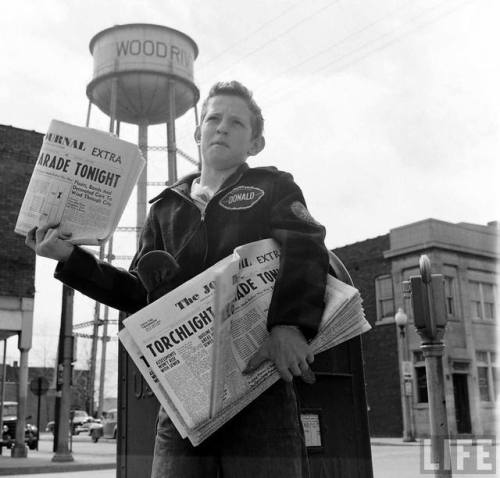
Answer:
[
  {"left": 219, "top": 186, "right": 265, "bottom": 210},
  {"left": 290, "top": 201, "right": 320, "bottom": 225}
]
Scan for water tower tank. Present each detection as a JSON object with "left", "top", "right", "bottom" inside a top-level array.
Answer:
[{"left": 87, "top": 24, "right": 199, "bottom": 125}]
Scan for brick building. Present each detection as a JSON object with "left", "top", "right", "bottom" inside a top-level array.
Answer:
[
  {"left": 0, "top": 124, "right": 41, "bottom": 322},
  {"left": 0, "top": 124, "right": 42, "bottom": 398},
  {"left": 0, "top": 125, "right": 43, "bottom": 448},
  {"left": 334, "top": 218, "right": 498, "bottom": 437},
  {"left": 0, "top": 125, "right": 42, "bottom": 286}
]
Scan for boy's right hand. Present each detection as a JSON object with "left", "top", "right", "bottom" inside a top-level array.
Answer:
[
  {"left": 25, "top": 224, "right": 75, "bottom": 262},
  {"left": 243, "top": 325, "right": 316, "bottom": 384}
]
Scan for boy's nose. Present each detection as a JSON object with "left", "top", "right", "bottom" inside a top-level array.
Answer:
[{"left": 216, "top": 119, "right": 228, "bottom": 134}]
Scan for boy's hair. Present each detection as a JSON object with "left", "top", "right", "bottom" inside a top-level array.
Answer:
[{"left": 200, "top": 81, "right": 264, "bottom": 139}]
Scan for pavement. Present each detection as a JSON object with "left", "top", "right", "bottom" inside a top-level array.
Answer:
[
  {"left": 2, "top": 435, "right": 496, "bottom": 477},
  {"left": 0, "top": 434, "right": 423, "bottom": 476},
  {"left": 0, "top": 433, "right": 116, "bottom": 476}
]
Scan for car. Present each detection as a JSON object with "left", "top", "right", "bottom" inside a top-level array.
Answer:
[
  {"left": 0, "top": 401, "right": 38, "bottom": 451},
  {"left": 70, "top": 410, "right": 92, "bottom": 435},
  {"left": 89, "top": 409, "right": 117, "bottom": 442},
  {"left": 45, "top": 409, "right": 93, "bottom": 435}
]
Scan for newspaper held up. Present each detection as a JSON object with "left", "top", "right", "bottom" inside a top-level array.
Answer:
[
  {"left": 15, "top": 119, "right": 145, "bottom": 245},
  {"left": 120, "top": 238, "right": 371, "bottom": 446}
]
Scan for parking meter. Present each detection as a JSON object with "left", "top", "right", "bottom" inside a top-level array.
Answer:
[{"left": 404, "top": 256, "right": 447, "bottom": 342}]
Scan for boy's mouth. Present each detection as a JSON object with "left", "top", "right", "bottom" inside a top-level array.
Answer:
[{"left": 211, "top": 141, "right": 229, "bottom": 147}]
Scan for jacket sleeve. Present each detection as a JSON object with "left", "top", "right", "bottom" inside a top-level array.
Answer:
[
  {"left": 267, "top": 172, "right": 329, "bottom": 340},
  {"left": 53, "top": 211, "right": 162, "bottom": 314}
]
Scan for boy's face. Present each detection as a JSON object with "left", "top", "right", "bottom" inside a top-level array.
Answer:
[{"left": 198, "top": 95, "right": 264, "bottom": 172}]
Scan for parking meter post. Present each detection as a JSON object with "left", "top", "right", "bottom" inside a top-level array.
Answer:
[
  {"left": 422, "top": 343, "right": 451, "bottom": 478},
  {"left": 407, "top": 255, "right": 451, "bottom": 478}
]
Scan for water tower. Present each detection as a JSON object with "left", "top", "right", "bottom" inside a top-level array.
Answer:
[{"left": 86, "top": 23, "right": 199, "bottom": 237}]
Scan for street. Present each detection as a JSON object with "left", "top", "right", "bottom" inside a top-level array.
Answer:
[
  {"left": 8, "top": 473, "right": 115, "bottom": 478},
  {"left": 1, "top": 434, "right": 496, "bottom": 477}
]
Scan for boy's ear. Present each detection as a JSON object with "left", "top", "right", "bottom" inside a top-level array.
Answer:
[
  {"left": 248, "top": 136, "right": 265, "bottom": 157},
  {"left": 194, "top": 126, "right": 201, "bottom": 144}
]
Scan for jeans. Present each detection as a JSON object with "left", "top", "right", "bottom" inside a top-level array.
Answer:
[{"left": 151, "top": 381, "right": 309, "bottom": 478}]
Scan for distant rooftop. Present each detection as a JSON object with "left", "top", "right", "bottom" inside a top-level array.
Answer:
[{"left": 385, "top": 218, "right": 498, "bottom": 259}]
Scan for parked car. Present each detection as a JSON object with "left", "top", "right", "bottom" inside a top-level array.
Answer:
[
  {"left": 89, "top": 409, "right": 117, "bottom": 442},
  {"left": 0, "top": 401, "right": 38, "bottom": 451},
  {"left": 45, "top": 409, "right": 93, "bottom": 435},
  {"left": 71, "top": 410, "right": 92, "bottom": 434}
]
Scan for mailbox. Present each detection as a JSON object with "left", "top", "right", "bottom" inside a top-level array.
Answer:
[{"left": 117, "top": 252, "right": 373, "bottom": 477}]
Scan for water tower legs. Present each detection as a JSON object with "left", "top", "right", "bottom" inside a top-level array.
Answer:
[
  {"left": 137, "top": 122, "right": 148, "bottom": 247},
  {"left": 167, "top": 80, "right": 177, "bottom": 184}
]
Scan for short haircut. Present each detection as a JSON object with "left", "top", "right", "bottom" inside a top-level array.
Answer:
[{"left": 200, "top": 81, "right": 264, "bottom": 139}]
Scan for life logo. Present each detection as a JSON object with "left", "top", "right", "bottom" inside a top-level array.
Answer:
[{"left": 219, "top": 186, "right": 264, "bottom": 210}]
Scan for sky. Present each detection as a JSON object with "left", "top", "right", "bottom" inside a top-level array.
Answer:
[{"left": 1, "top": 0, "right": 498, "bottom": 398}]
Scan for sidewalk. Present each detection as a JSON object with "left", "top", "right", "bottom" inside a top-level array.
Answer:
[
  {"left": 0, "top": 435, "right": 417, "bottom": 476},
  {"left": 370, "top": 436, "right": 421, "bottom": 447},
  {"left": 0, "top": 433, "right": 116, "bottom": 476}
]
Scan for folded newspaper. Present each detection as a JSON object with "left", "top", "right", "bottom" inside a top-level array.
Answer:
[
  {"left": 119, "top": 238, "right": 371, "bottom": 446},
  {"left": 15, "top": 119, "right": 145, "bottom": 245}
]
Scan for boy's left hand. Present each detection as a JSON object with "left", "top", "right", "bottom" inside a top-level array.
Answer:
[{"left": 243, "top": 326, "right": 315, "bottom": 383}]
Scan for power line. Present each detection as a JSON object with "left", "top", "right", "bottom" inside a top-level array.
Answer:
[
  {"left": 198, "top": 0, "right": 304, "bottom": 70},
  {"left": 251, "top": 0, "right": 416, "bottom": 95},
  {"left": 207, "top": 0, "right": 340, "bottom": 79},
  {"left": 261, "top": 0, "right": 472, "bottom": 107}
]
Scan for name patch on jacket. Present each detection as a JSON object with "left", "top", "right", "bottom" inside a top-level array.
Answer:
[{"left": 219, "top": 186, "right": 265, "bottom": 210}]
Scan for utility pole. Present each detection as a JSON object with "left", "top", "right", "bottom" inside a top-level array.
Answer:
[
  {"left": 0, "top": 339, "right": 6, "bottom": 447},
  {"left": 404, "top": 255, "right": 451, "bottom": 478},
  {"left": 52, "top": 285, "right": 74, "bottom": 462},
  {"left": 97, "top": 237, "right": 113, "bottom": 417},
  {"left": 88, "top": 245, "right": 105, "bottom": 416}
]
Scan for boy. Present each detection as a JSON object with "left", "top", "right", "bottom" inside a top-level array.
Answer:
[{"left": 26, "top": 81, "right": 329, "bottom": 477}]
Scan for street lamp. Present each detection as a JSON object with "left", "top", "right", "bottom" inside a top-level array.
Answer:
[
  {"left": 395, "top": 307, "right": 408, "bottom": 335},
  {"left": 395, "top": 307, "right": 415, "bottom": 442}
]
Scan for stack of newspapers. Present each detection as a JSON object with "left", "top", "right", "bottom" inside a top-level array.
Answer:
[
  {"left": 15, "top": 119, "right": 145, "bottom": 245},
  {"left": 119, "top": 238, "right": 371, "bottom": 446}
]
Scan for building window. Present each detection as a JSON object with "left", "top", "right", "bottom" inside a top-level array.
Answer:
[
  {"left": 375, "top": 275, "right": 394, "bottom": 321},
  {"left": 476, "top": 351, "right": 497, "bottom": 402},
  {"left": 444, "top": 276, "right": 456, "bottom": 316},
  {"left": 413, "top": 351, "right": 428, "bottom": 403},
  {"left": 470, "top": 281, "right": 496, "bottom": 320}
]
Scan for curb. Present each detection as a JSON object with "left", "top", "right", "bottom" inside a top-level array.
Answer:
[
  {"left": 0, "top": 462, "right": 116, "bottom": 476},
  {"left": 370, "top": 441, "right": 420, "bottom": 447}
]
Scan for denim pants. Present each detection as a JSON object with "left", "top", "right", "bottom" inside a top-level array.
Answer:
[{"left": 151, "top": 380, "right": 309, "bottom": 478}]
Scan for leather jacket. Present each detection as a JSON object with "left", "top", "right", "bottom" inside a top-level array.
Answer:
[{"left": 55, "top": 163, "right": 329, "bottom": 339}]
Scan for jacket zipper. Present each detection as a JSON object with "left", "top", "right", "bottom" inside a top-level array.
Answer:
[
  {"left": 169, "top": 168, "right": 246, "bottom": 267},
  {"left": 166, "top": 188, "right": 207, "bottom": 263}
]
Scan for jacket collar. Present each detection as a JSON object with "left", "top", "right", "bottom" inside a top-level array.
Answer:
[{"left": 149, "top": 163, "right": 250, "bottom": 204}]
